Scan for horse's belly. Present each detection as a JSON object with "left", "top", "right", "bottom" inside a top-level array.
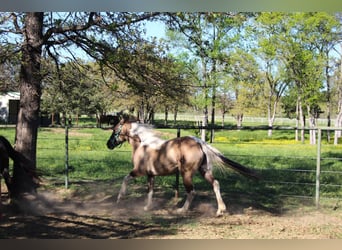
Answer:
[{"left": 151, "top": 163, "right": 178, "bottom": 176}]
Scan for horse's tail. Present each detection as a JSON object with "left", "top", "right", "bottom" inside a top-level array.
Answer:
[{"left": 195, "top": 137, "right": 260, "bottom": 180}]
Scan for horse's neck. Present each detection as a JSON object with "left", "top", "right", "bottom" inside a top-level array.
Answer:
[
  {"left": 128, "top": 136, "right": 141, "bottom": 153},
  {"left": 131, "top": 124, "right": 165, "bottom": 149}
]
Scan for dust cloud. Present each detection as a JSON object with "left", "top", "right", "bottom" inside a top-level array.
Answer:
[{"left": 2, "top": 180, "right": 193, "bottom": 219}]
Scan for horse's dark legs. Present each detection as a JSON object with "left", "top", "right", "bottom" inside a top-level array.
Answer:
[
  {"left": 144, "top": 175, "right": 154, "bottom": 211},
  {"left": 199, "top": 167, "right": 226, "bottom": 216},
  {"left": 2, "top": 169, "right": 12, "bottom": 193},
  {"left": 0, "top": 156, "right": 12, "bottom": 195}
]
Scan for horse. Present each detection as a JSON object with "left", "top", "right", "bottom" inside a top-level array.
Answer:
[
  {"left": 0, "top": 135, "right": 40, "bottom": 198},
  {"left": 107, "top": 116, "right": 260, "bottom": 216},
  {"left": 97, "top": 114, "right": 120, "bottom": 128},
  {"left": 0, "top": 136, "right": 15, "bottom": 194}
]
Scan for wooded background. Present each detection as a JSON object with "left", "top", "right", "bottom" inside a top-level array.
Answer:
[{"left": 1, "top": 12, "right": 342, "bottom": 194}]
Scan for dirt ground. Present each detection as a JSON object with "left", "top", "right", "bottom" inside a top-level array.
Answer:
[{"left": 1, "top": 179, "right": 342, "bottom": 239}]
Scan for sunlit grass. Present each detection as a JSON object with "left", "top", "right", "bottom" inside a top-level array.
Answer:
[{"left": 1, "top": 123, "right": 342, "bottom": 211}]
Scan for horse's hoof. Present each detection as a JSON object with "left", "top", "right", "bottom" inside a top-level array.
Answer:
[
  {"left": 176, "top": 208, "right": 187, "bottom": 214},
  {"left": 144, "top": 205, "right": 152, "bottom": 211},
  {"left": 216, "top": 209, "right": 226, "bottom": 217}
]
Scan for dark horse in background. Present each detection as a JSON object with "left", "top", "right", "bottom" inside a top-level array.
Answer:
[
  {"left": 0, "top": 136, "right": 39, "bottom": 199},
  {"left": 97, "top": 114, "right": 120, "bottom": 128},
  {"left": 0, "top": 136, "right": 14, "bottom": 194},
  {"left": 107, "top": 115, "right": 260, "bottom": 216}
]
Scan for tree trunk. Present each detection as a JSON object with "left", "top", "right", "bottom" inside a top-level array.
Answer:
[
  {"left": 236, "top": 113, "right": 243, "bottom": 128},
  {"left": 334, "top": 83, "right": 342, "bottom": 145},
  {"left": 201, "top": 107, "right": 208, "bottom": 141},
  {"left": 334, "top": 104, "right": 342, "bottom": 145},
  {"left": 201, "top": 57, "right": 208, "bottom": 142},
  {"left": 295, "top": 97, "right": 299, "bottom": 141},
  {"left": 13, "top": 12, "right": 44, "bottom": 196},
  {"left": 326, "top": 59, "right": 331, "bottom": 142},
  {"left": 334, "top": 52, "right": 342, "bottom": 145},
  {"left": 210, "top": 87, "right": 216, "bottom": 143},
  {"left": 267, "top": 97, "right": 278, "bottom": 137},
  {"left": 307, "top": 105, "right": 316, "bottom": 145},
  {"left": 173, "top": 105, "right": 178, "bottom": 125},
  {"left": 164, "top": 106, "right": 168, "bottom": 126},
  {"left": 295, "top": 89, "right": 306, "bottom": 143},
  {"left": 267, "top": 94, "right": 273, "bottom": 137},
  {"left": 299, "top": 102, "right": 305, "bottom": 143}
]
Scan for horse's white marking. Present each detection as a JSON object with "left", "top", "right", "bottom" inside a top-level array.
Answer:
[{"left": 130, "top": 123, "right": 165, "bottom": 149}]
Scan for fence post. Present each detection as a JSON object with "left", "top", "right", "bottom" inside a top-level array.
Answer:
[
  {"left": 177, "top": 127, "right": 181, "bottom": 138},
  {"left": 315, "top": 128, "right": 321, "bottom": 209},
  {"left": 65, "top": 123, "right": 69, "bottom": 189}
]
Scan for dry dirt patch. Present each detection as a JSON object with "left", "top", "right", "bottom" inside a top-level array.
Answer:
[{"left": 1, "top": 180, "right": 342, "bottom": 239}]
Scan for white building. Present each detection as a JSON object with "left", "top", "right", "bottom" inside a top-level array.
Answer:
[{"left": 0, "top": 92, "right": 20, "bottom": 124}]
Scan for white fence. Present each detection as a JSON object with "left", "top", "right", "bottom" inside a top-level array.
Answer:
[{"left": 154, "top": 113, "right": 334, "bottom": 127}]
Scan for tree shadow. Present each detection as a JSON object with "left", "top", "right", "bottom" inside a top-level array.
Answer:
[
  {"left": 0, "top": 211, "right": 175, "bottom": 239},
  {"left": 0, "top": 170, "right": 317, "bottom": 239}
]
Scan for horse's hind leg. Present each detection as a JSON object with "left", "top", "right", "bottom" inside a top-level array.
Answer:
[
  {"left": 200, "top": 168, "right": 226, "bottom": 216},
  {"left": 0, "top": 155, "right": 12, "bottom": 194},
  {"left": 177, "top": 172, "right": 195, "bottom": 214}
]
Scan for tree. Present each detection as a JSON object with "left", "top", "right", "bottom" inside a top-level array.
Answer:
[
  {"left": 285, "top": 13, "right": 331, "bottom": 144},
  {"left": 102, "top": 38, "right": 190, "bottom": 123},
  {"left": 15, "top": 12, "right": 44, "bottom": 176},
  {"left": 0, "top": 48, "right": 20, "bottom": 92},
  {"left": 41, "top": 60, "right": 109, "bottom": 125},
  {"left": 225, "top": 49, "right": 264, "bottom": 127},
  {"left": 253, "top": 12, "right": 290, "bottom": 136},
  {"left": 333, "top": 46, "right": 342, "bottom": 145},
  {"left": 0, "top": 12, "right": 160, "bottom": 196},
  {"left": 166, "top": 12, "right": 246, "bottom": 140},
  {"left": 303, "top": 13, "right": 341, "bottom": 141}
]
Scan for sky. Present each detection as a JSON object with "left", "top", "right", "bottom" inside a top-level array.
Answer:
[
  {"left": 64, "top": 20, "right": 166, "bottom": 62},
  {"left": 144, "top": 20, "right": 167, "bottom": 40}
]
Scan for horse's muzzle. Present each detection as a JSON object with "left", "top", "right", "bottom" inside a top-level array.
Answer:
[
  {"left": 107, "top": 139, "right": 115, "bottom": 150},
  {"left": 107, "top": 135, "right": 123, "bottom": 150}
]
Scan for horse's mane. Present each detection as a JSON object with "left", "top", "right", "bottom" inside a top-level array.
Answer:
[{"left": 130, "top": 122, "right": 165, "bottom": 149}]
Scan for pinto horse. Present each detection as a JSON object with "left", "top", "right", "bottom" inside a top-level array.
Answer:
[{"left": 107, "top": 116, "right": 259, "bottom": 216}]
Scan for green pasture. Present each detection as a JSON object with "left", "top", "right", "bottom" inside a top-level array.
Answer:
[{"left": 1, "top": 125, "right": 342, "bottom": 212}]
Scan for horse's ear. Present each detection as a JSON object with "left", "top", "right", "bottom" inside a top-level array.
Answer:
[
  {"left": 117, "top": 110, "right": 129, "bottom": 123},
  {"left": 122, "top": 113, "right": 130, "bottom": 121}
]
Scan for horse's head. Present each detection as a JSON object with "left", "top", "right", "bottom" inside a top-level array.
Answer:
[
  {"left": 107, "top": 114, "right": 138, "bottom": 150},
  {"left": 107, "top": 120, "right": 128, "bottom": 150}
]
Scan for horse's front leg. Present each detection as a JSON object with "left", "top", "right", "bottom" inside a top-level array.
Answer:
[
  {"left": 1, "top": 167, "right": 12, "bottom": 194},
  {"left": 144, "top": 175, "right": 154, "bottom": 211},
  {"left": 117, "top": 174, "right": 134, "bottom": 203}
]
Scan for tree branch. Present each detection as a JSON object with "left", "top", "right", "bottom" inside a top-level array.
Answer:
[{"left": 42, "top": 12, "right": 98, "bottom": 44}]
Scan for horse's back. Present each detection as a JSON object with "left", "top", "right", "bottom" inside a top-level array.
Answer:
[{"left": 132, "top": 136, "right": 204, "bottom": 176}]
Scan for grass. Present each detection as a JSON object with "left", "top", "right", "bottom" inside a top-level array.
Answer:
[{"left": 1, "top": 122, "right": 342, "bottom": 212}]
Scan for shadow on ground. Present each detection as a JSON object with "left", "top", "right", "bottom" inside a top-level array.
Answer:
[{"left": 0, "top": 176, "right": 311, "bottom": 239}]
